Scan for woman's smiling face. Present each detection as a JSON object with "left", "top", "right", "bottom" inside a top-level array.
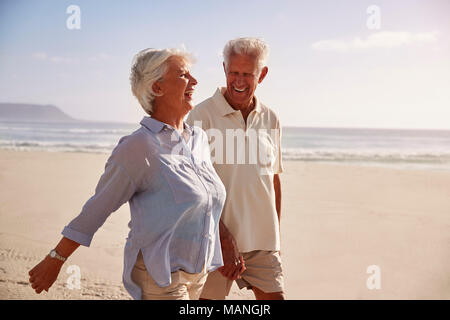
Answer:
[{"left": 157, "top": 56, "right": 197, "bottom": 114}]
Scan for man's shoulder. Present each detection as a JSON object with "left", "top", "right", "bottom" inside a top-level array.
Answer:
[
  {"left": 258, "top": 100, "right": 281, "bottom": 125},
  {"left": 187, "top": 93, "right": 220, "bottom": 129},
  {"left": 193, "top": 95, "right": 218, "bottom": 116}
]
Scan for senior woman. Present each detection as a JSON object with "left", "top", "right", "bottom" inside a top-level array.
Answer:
[{"left": 28, "top": 48, "right": 226, "bottom": 300}]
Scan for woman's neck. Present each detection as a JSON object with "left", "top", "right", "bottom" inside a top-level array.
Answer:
[{"left": 151, "top": 109, "right": 185, "bottom": 132}]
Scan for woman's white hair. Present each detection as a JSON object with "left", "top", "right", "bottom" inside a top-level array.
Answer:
[
  {"left": 130, "top": 48, "right": 193, "bottom": 115},
  {"left": 223, "top": 37, "right": 269, "bottom": 71}
]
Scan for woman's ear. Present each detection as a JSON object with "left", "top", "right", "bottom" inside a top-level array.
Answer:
[{"left": 152, "top": 80, "right": 163, "bottom": 95}]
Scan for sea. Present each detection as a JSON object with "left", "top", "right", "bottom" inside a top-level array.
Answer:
[{"left": 1, "top": 120, "right": 450, "bottom": 171}]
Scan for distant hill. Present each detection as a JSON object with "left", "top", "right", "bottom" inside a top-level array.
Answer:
[{"left": 0, "top": 103, "right": 79, "bottom": 122}]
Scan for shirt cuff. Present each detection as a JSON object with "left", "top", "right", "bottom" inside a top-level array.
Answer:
[{"left": 62, "top": 226, "right": 93, "bottom": 247}]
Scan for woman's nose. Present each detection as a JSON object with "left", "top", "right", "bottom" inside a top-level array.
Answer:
[{"left": 190, "top": 75, "right": 198, "bottom": 86}]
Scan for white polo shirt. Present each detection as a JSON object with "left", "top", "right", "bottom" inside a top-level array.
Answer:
[{"left": 186, "top": 87, "right": 283, "bottom": 252}]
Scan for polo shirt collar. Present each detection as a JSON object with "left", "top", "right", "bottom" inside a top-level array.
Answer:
[{"left": 213, "top": 87, "right": 262, "bottom": 117}]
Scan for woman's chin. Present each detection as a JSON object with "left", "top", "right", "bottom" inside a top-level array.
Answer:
[{"left": 184, "top": 101, "right": 195, "bottom": 112}]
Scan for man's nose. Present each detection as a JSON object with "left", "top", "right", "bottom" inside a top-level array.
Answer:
[{"left": 234, "top": 75, "right": 246, "bottom": 85}]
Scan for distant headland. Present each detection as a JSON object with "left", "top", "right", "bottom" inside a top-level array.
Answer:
[{"left": 0, "top": 103, "right": 79, "bottom": 122}]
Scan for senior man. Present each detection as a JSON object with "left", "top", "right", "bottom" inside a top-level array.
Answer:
[{"left": 187, "top": 37, "right": 285, "bottom": 300}]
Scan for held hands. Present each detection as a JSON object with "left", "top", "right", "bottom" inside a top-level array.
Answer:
[
  {"left": 28, "top": 255, "right": 64, "bottom": 294},
  {"left": 218, "top": 230, "right": 246, "bottom": 280}
]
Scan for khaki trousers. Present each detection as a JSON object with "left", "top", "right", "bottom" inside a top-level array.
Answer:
[{"left": 131, "top": 251, "right": 208, "bottom": 300}]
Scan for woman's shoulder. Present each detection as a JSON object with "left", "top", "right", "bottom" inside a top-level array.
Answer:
[
  {"left": 118, "top": 126, "right": 158, "bottom": 148},
  {"left": 110, "top": 127, "right": 157, "bottom": 161}
]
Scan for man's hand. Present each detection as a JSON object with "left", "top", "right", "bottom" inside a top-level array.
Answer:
[{"left": 218, "top": 221, "right": 246, "bottom": 280}]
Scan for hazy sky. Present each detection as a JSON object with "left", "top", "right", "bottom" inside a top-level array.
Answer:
[{"left": 1, "top": 0, "right": 449, "bottom": 129}]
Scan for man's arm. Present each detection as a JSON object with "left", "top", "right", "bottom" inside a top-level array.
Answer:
[{"left": 274, "top": 174, "right": 282, "bottom": 229}]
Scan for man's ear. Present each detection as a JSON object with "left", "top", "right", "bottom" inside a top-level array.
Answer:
[
  {"left": 223, "top": 62, "right": 227, "bottom": 74},
  {"left": 258, "top": 66, "right": 268, "bottom": 83}
]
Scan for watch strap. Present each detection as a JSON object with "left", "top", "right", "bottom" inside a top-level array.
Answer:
[{"left": 49, "top": 249, "right": 67, "bottom": 262}]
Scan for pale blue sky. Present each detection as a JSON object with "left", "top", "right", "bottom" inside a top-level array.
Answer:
[{"left": 1, "top": 0, "right": 449, "bottom": 129}]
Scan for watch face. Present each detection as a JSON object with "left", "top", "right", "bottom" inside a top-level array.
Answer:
[{"left": 50, "top": 251, "right": 55, "bottom": 258}]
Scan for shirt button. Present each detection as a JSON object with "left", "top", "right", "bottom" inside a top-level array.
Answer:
[
  {"left": 206, "top": 211, "right": 211, "bottom": 216},
  {"left": 203, "top": 233, "right": 209, "bottom": 238}
]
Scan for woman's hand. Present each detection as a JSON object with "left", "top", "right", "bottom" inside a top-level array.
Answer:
[
  {"left": 28, "top": 237, "right": 80, "bottom": 294},
  {"left": 28, "top": 255, "right": 64, "bottom": 294}
]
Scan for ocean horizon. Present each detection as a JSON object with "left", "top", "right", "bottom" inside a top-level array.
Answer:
[{"left": 1, "top": 119, "right": 449, "bottom": 171}]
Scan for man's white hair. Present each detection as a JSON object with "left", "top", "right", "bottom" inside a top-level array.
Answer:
[
  {"left": 130, "top": 48, "right": 193, "bottom": 115},
  {"left": 223, "top": 37, "right": 269, "bottom": 71}
]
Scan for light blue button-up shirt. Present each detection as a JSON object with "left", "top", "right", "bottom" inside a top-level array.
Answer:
[{"left": 62, "top": 117, "right": 226, "bottom": 300}]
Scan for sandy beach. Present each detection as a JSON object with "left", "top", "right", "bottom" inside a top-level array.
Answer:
[{"left": 0, "top": 149, "right": 449, "bottom": 300}]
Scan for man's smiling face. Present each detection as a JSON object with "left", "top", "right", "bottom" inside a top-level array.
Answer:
[{"left": 223, "top": 54, "right": 267, "bottom": 109}]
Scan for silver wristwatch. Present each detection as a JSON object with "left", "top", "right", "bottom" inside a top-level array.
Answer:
[{"left": 49, "top": 249, "right": 67, "bottom": 262}]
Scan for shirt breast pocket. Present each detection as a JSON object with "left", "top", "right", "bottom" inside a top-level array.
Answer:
[
  {"left": 197, "top": 161, "right": 226, "bottom": 198},
  {"left": 257, "top": 134, "right": 277, "bottom": 168},
  {"left": 161, "top": 162, "right": 204, "bottom": 205},
  {"left": 198, "top": 161, "right": 219, "bottom": 183}
]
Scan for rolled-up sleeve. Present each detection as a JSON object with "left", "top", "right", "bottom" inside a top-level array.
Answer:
[{"left": 62, "top": 160, "right": 137, "bottom": 247}]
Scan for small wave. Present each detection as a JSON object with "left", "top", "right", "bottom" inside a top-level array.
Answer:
[
  {"left": 0, "top": 126, "right": 133, "bottom": 135},
  {"left": 65, "top": 128, "right": 134, "bottom": 134},
  {"left": 281, "top": 148, "right": 450, "bottom": 164},
  {"left": 0, "top": 140, "right": 115, "bottom": 153}
]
